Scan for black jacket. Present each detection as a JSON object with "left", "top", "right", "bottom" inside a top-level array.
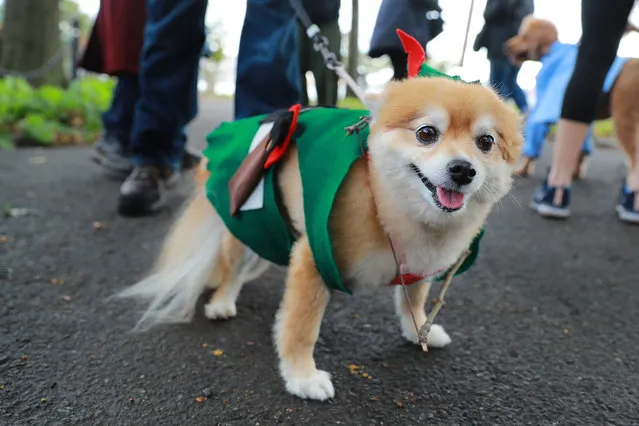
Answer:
[
  {"left": 473, "top": 0, "right": 534, "bottom": 59},
  {"left": 369, "top": 0, "right": 444, "bottom": 58}
]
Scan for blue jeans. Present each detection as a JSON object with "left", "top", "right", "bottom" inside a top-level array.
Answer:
[
  {"left": 129, "top": 0, "right": 208, "bottom": 168},
  {"left": 102, "top": 74, "right": 140, "bottom": 149},
  {"left": 234, "top": 0, "right": 302, "bottom": 119},
  {"left": 489, "top": 58, "right": 528, "bottom": 113},
  {"left": 103, "top": 74, "right": 188, "bottom": 154},
  {"left": 124, "top": 0, "right": 301, "bottom": 167}
]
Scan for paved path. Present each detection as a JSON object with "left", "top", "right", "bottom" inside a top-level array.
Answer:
[{"left": 1, "top": 100, "right": 639, "bottom": 425}]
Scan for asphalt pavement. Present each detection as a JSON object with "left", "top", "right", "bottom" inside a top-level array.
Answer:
[{"left": 1, "top": 99, "right": 639, "bottom": 425}]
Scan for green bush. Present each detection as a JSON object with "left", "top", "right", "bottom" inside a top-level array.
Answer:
[
  {"left": 0, "top": 76, "right": 35, "bottom": 125},
  {"left": 0, "top": 75, "right": 114, "bottom": 148},
  {"left": 17, "top": 113, "right": 60, "bottom": 145}
]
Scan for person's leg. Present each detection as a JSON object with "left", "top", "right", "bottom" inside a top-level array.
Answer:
[
  {"left": 91, "top": 74, "right": 139, "bottom": 177},
  {"left": 129, "top": 0, "right": 206, "bottom": 168},
  {"left": 119, "top": 0, "right": 208, "bottom": 216},
  {"left": 532, "top": 0, "right": 634, "bottom": 218},
  {"left": 388, "top": 50, "right": 408, "bottom": 81},
  {"left": 234, "top": 0, "right": 301, "bottom": 120},
  {"left": 311, "top": 19, "right": 341, "bottom": 106},
  {"left": 102, "top": 75, "right": 140, "bottom": 147},
  {"left": 547, "top": 0, "right": 633, "bottom": 187},
  {"left": 488, "top": 58, "right": 509, "bottom": 99},
  {"left": 508, "top": 64, "right": 528, "bottom": 113},
  {"left": 298, "top": 21, "right": 310, "bottom": 106}
]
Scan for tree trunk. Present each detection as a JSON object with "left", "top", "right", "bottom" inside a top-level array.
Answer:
[
  {"left": 1, "top": 0, "right": 66, "bottom": 86},
  {"left": 346, "top": 0, "right": 359, "bottom": 98}
]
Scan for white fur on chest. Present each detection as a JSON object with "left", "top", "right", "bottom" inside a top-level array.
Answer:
[
  {"left": 345, "top": 224, "right": 478, "bottom": 289},
  {"left": 401, "top": 230, "right": 472, "bottom": 277},
  {"left": 346, "top": 250, "right": 397, "bottom": 288}
]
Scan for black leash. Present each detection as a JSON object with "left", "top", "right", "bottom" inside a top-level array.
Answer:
[{"left": 287, "top": 0, "right": 367, "bottom": 102}]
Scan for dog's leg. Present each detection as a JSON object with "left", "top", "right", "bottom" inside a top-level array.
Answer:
[
  {"left": 394, "top": 281, "right": 452, "bottom": 348},
  {"left": 204, "top": 230, "right": 247, "bottom": 320},
  {"left": 514, "top": 156, "right": 535, "bottom": 177},
  {"left": 614, "top": 114, "right": 638, "bottom": 178},
  {"left": 274, "top": 237, "right": 333, "bottom": 401}
]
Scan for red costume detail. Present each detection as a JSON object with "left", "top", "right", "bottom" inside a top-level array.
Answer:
[
  {"left": 265, "top": 104, "right": 302, "bottom": 169},
  {"left": 389, "top": 273, "right": 425, "bottom": 286},
  {"left": 79, "top": 0, "right": 147, "bottom": 75},
  {"left": 396, "top": 29, "right": 426, "bottom": 79}
]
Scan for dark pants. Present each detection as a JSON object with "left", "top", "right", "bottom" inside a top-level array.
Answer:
[
  {"left": 105, "top": 0, "right": 303, "bottom": 167},
  {"left": 561, "top": 0, "right": 634, "bottom": 123},
  {"left": 102, "top": 74, "right": 188, "bottom": 156},
  {"left": 234, "top": 0, "right": 302, "bottom": 119},
  {"left": 129, "top": 0, "right": 207, "bottom": 168},
  {"left": 387, "top": 50, "right": 408, "bottom": 81},
  {"left": 489, "top": 58, "right": 528, "bottom": 113},
  {"left": 102, "top": 74, "right": 140, "bottom": 149},
  {"left": 298, "top": 19, "right": 341, "bottom": 106}
]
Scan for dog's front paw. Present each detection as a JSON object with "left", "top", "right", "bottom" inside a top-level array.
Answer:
[
  {"left": 425, "top": 324, "right": 452, "bottom": 348},
  {"left": 401, "top": 322, "right": 452, "bottom": 348},
  {"left": 284, "top": 370, "right": 335, "bottom": 401},
  {"left": 204, "top": 299, "right": 237, "bottom": 320}
]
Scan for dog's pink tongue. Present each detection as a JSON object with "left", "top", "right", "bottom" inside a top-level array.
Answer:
[{"left": 436, "top": 187, "right": 465, "bottom": 209}]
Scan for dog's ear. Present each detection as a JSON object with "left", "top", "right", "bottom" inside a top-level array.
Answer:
[
  {"left": 364, "top": 92, "right": 383, "bottom": 117},
  {"left": 366, "top": 81, "right": 400, "bottom": 118},
  {"left": 497, "top": 109, "right": 524, "bottom": 164}
]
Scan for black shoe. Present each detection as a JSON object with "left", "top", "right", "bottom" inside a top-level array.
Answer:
[
  {"left": 92, "top": 134, "right": 200, "bottom": 177},
  {"left": 616, "top": 184, "right": 639, "bottom": 224},
  {"left": 118, "top": 166, "right": 180, "bottom": 217},
  {"left": 530, "top": 176, "right": 571, "bottom": 219},
  {"left": 90, "top": 135, "right": 133, "bottom": 178}
]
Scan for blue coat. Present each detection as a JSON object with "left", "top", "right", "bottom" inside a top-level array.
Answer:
[
  {"left": 523, "top": 41, "right": 628, "bottom": 159},
  {"left": 369, "top": 0, "right": 442, "bottom": 58}
]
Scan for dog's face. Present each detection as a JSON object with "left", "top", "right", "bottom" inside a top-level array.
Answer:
[
  {"left": 367, "top": 78, "right": 522, "bottom": 226},
  {"left": 505, "top": 16, "right": 559, "bottom": 65}
]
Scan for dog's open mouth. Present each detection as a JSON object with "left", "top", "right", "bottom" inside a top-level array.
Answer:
[{"left": 410, "top": 164, "right": 465, "bottom": 212}]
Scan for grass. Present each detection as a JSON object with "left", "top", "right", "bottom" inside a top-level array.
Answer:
[
  {"left": 592, "top": 119, "right": 615, "bottom": 139},
  {"left": 0, "top": 133, "right": 13, "bottom": 150},
  {"left": 337, "top": 97, "right": 366, "bottom": 110}
]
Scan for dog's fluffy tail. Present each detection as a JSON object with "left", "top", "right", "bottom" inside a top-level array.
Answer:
[{"left": 115, "top": 186, "right": 222, "bottom": 331}]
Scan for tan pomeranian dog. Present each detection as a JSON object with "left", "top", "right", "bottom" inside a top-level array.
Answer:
[
  {"left": 116, "top": 76, "right": 523, "bottom": 401},
  {"left": 506, "top": 16, "right": 639, "bottom": 178}
]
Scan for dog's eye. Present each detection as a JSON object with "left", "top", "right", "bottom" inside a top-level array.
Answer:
[
  {"left": 415, "top": 125, "right": 439, "bottom": 145},
  {"left": 476, "top": 135, "right": 495, "bottom": 153}
]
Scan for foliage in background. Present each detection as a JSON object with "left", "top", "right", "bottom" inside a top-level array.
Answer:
[
  {"left": 59, "top": 0, "right": 92, "bottom": 39},
  {"left": 0, "top": 75, "right": 114, "bottom": 148},
  {"left": 204, "top": 21, "right": 225, "bottom": 64}
]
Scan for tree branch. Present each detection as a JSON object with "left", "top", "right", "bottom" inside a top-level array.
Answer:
[{"left": 418, "top": 250, "right": 471, "bottom": 352}]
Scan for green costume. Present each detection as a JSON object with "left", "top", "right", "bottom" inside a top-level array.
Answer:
[
  {"left": 204, "top": 31, "right": 484, "bottom": 294},
  {"left": 203, "top": 106, "right": 483, "bottom": 294}
]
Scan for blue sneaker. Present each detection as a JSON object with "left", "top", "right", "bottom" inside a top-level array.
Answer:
[
  {"left": 530, "top": 180, "right": 571, "bottom": 218},
  {"left": 616, "top": 186, "right": 639, "bottom": 224}
]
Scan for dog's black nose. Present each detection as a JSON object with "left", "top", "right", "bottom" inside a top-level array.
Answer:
[{"left": 448, "top": 160, "right": 476, "bottom": 186}]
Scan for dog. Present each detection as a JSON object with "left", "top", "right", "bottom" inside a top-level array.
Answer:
[
  {"left": 505, "top": 16, "right": 639, "bottom": 178},
  {"left": 115, "top": 63, "right": 523, "bottom": 401}
]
